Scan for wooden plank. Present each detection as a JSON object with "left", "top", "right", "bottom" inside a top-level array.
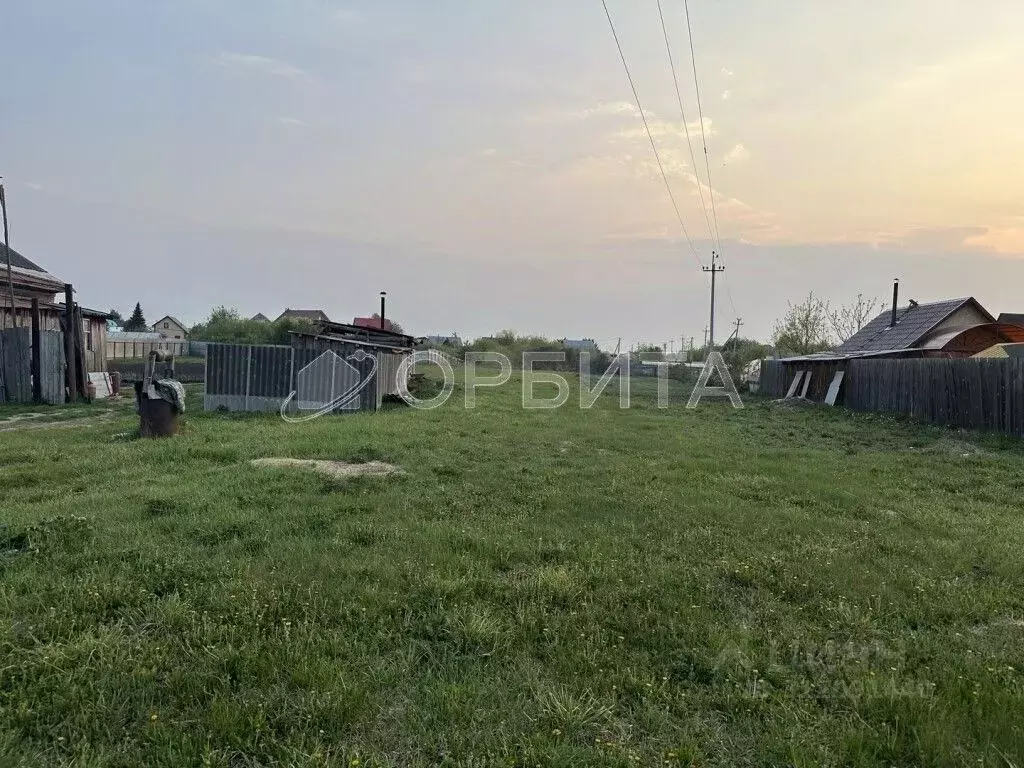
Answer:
[
  {"left": 799, "top": 369, "right": 813, "bottom": 398},
  {"left": 785, "top": 370, "right": 804, "bottom": 398},
  {"left": 824, "top": 370, "right": 845, "bottom": 406},
  {"left": 30, "top": 298, "right": 42, "bottom": 403}
]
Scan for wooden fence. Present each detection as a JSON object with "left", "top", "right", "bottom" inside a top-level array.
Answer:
[
  {"left": 759, "top": 357, "right": 1024, "bottom": 437},
  {"left": 844, "top": 357, "right": 1024, "bottom": 437}
]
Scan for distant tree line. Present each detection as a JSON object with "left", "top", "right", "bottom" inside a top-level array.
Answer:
[{"left": 189, "top": 307, "right": 313, "bottom": 345}]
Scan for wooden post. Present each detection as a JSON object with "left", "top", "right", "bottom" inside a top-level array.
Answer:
[
  {"left": 30, "top": 298, "right": 42, "bottom": 403},
  {"left": 73, "top": 303, "right": 87, "bottom": 401},
  {"left": 63, "top": 284, "right": 76, "bottom": 401}
]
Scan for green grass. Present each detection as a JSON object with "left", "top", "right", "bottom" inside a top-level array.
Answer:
[{"left": 1, "top": 377, "right": 1023, "bottom": 767}]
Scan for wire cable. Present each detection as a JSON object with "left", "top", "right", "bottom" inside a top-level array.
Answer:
[
  {"left": 601, "top": 0, "right": 704, "bottom": 270},
  {"left": 656, "top": 0, "right": 714, "bottom": 246},
  {"left": 682, "top": 0, "right": 722, "bottom": 255}
]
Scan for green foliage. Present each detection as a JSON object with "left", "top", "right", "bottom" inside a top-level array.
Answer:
[
  {"left": 107, "top": 308, "right": 124, "bottom": 325},
  {"left": 189, "top": 306, "right": 313, "bottom": 345},
  {"left": 773, "top": 292, "right": 834, "bottom": 356},
  {"left": 459, "top": 331, "right": 611, "bottom": 371},
  {"left": 123, "top": 302, "right": 147, "bottom": 331},
  {"left": 1, "top": 382, "right": 1022, "bottom": 764}
]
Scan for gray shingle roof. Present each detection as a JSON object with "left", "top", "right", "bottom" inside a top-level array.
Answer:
[
  {"left": 1, "top": 244, "right": 46, "bottom": 273},
  {"left": 836, "top": 297, "right": 989, "bottom": 354}
]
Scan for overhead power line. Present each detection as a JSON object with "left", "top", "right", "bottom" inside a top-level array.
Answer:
[
  {"left": 682, "top": 0, "right": 722, "bottom": 255},
  {"left": 600, "top": 0, "right": 703, "bottom": 270},
  {"left": 656, "top": 0, "right": 714, "bottom": 246}
]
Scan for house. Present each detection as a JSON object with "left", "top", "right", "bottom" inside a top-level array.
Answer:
[
  {"left": 353, "top": 315, "right": 398, "bottom": 332},
  {"left": 152, "top": 315, "right": 188, "bottom": 340},
  {"left": 250, "top": 313, "right": 271, "bottom": 323},
  {"left": 424, "top": 333, "right": 462, "bottom": 347},
  {"left": 0, "top": 244, "right": 109, "bottom": 372},
  {"left": 770, "top": 291, "right": 1024, "bottom": 401},
  {"left": 997, "top": 313, "right": 1024, "bottom": 329},
  {"left": 277, "top": 308, "right": 331, "bottom": 323}
]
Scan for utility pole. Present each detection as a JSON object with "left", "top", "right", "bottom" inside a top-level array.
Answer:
[
  {"left": 702, "top": 327, "right": 709, "bottom": 348},
  {"left": 701, "top": 250, "right": 724, "bottom": 349},
  {"left": 732, "top": 318, "right": 743, "bottom": 349},
  {"left": 1, "top": 181, "right": 14, "bottom": 332}
]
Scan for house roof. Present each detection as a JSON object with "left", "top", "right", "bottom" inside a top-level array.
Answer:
[
  {"left": 250, "top": 313, "right": 271, "bottom": 322},
  {"left": 997, "top": 313, "right": 1024, "bottom": 328},
  {"left": 277, "top": 308, "right": 330, "bottom": 322},
  {"left": 153, "top": 315, "right": 186, "bottom": 328},
  {"left": 835, "top": 297, "right": 993, "bottom": 354},
  {"left": 353, "top": 316, "right": 397, "bottom": 332},
  {"left": 2, "top": 244, "right": 46, "bottom": 273}
]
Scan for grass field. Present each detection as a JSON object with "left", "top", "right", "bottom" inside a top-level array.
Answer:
[{"left": 2, "top": 377, "right": 1023, "bottom": 767}]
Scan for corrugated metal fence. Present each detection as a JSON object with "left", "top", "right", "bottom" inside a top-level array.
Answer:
[
  {"left": 204, "top": 342, "right": 387, "bottom": 414},
  {"left": 0, "top": 328, "right": 65, "bottom": 404}
]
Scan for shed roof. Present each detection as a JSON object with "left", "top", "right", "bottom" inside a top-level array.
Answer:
[{"left": 835, "top": 297, "right": 992, "bottom": 354}]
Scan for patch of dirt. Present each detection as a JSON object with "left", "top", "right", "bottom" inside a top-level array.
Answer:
[
  {"left": 251, "top": 458, "right": 403, "bottom": 478},
  {"left": 0, "top": 411, "right": 116, "bottom": 432}
]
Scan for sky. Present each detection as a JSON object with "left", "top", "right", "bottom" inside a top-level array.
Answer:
[{"left": 2, "top": 0, "right": 1023, "bottom": 348}]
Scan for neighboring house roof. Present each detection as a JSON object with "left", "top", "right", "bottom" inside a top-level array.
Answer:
[
  {"left": 277, "top": 308, "right": 330, "bottom": 323},
  {"left": 251, "top": 313, "right": 271, "bottom": 322},
  {"left": 425, "top": 334, "right": 461, "bottom": 345},
  {"left": 353, "top": 316, "right": 399, "bottom": 332},
  {"left": 153, "top": 315, "right": 186, "bottom": 329},
  {"left": 973, "top": 342, "right": 1024, "bottom": 359},
  {"left": 997, "top": 313, "right": 1024, "bottom": 328},
  {"left": 835, "top": 297, "right": 993, "bottom": 354}
]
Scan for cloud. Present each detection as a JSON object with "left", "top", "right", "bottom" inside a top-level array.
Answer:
[
  {"left": 23, "top": 182, "right": 45, "bottom": 191},
  {"left": 277, "top": 117, "right": 309, "bottom": 128},
  {"left": 217, "top": 52, "right": 306, "bottom": 79},
  {"left": 613, "top": 117, "right": 713, "bottom": 142},
  {"left": 721, "top": 90, "right": 731, "bottom": 100},
  {"left": 721, "top": 68, "right": 733, "bottom": 77},
  {"left": 723, "top": 144, "right": 750, "bottom": 164},
  {"left": 479, "top": 148, "right": 498, "bottom": 157}
]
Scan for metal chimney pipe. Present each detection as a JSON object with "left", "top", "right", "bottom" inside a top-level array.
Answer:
[
  {"left": 379, "top": 291, "right": 387, "bottom": 329},
  {"left": 890, "top": 279, "right": 899, "bottom": 327}
]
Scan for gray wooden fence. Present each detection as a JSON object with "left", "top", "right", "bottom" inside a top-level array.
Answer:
[
  {"left": 0, "top": 328, "right": 65, "bottom": 404},
  {"left": 844, "top": 357, "right": 1024, "bottom": 436},
  {"left": 759, "top": 356, "right": 1024, "bottom": 437}
]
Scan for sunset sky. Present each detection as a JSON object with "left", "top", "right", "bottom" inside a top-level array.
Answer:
[{"left": 3, "top": 0, "right": 1022, "bottom": 346}]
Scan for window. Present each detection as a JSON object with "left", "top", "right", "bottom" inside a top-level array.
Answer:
[
  {"left": 163, "top": 322, "right": 169, "bottom": 329},
  {"left": 174, "top": 335, "right": 181, "bottom": 339},
  {"left": 85, "top": 322, "right": 93, "bottom": 352}
]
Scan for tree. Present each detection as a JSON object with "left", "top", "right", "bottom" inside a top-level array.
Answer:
[
  {"left": 189, "top": 306, "right": 312, "bottom": 345},
  {"left": 772, "top": 292, "right": 832, "bottom": 356},
  {"left": 635, "top": 343, "right": 664, "bottom": 361},
  {"left": 107, "top": 308, "right": 124, "bottom": 325},
  {"left": 124, "top": 303, "right": 147, "bottom": 331},
  {"left": 827, "top": 293, "right": 879, "bottom": 344}
]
